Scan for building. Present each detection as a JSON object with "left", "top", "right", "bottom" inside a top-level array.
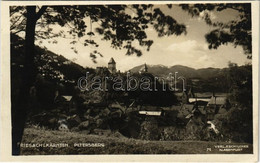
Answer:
[
  {"left": 178, "top": 104, "right": 195, "bottom": 119},
  {"left": 139, "top": 63, "right": 148, "bottom": 74},
  {"left": 108, "top": 57, "right": 116, "bottom": 74},
  {"left": 95, "top": 67, "right": 110, "bottom": 75},
  {"left": 138, "top": 106, "right": 164, "bottom": 116},
  {"left": 206, "top": 96, "right": 229, "bottom": 120},
  {"left": 188, "top": 97, "right": 211, "bottom": 103},
  {"left": 181, "top": 87, "right": 212, "bottom": 106},
  {"left": 144, "top": 63, "right": 148, "bottom": 72}
]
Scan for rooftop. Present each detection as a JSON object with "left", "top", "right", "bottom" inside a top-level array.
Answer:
[
  {"left": 208, "top": 96, "right": 227, "bottom": 105},
  {"left": 108, "top": 57, "right": 116, "bottom": 64}
]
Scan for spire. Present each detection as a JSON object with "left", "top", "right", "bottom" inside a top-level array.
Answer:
[
  {"left": 108, "top": 57, "right": 116, "bottom": 74},
  {"left": 108, "top": 57, "right": 116, "bottom": 64},
  {"left": 144, "top": 63, "right": 148, "bottom": 72},
  {"left": 139, "top": 63, "right": 148, "bottom": 74}
]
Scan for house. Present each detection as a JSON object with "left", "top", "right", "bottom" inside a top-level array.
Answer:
[
  {"left": 177, "top": 104, "right": 195, "bottom": 119},
  {"left": 206, "top": 96, "right": 229, "bottom": 120},
  {"left": 62, "top": 96, "right": 73, "bottom": 102},
  {"left": 96, "top": 67, "right": 110, "bottom": 75},
  {"left": 177, "top": 99, "right": 210, "bottom": 126},
  {"left": 181, "top": 95, "right": 230, "bottom": 121},
  {"left": 61, "top": 96, "right": 74, "bottom": 112},
  {"left": 139, "top": 111, "right": 162, "bottom": 116},
  {"left": 138, "top": 106, "right": 164, "bottom": 116},
  {"left": 182, "top": 87, "right": 211, "bottom": 104},
  {"left": 188, "top": 97, "right": 211, "bottom": 103}
]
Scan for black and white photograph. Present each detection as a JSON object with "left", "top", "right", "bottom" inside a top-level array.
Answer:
[{"left": 0, "top": 0, "right": 259, "bottom": 162}]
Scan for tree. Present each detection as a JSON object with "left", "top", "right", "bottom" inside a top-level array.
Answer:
[
  {"left": 180, "top": 3, "right": 252, "bottom": 58},
  {"left": 214, "top": 62, "right": 252, "bottom": 143},
  {"left": 10, "top": 5, "right": 187, "bottom": 155},
  {"left": 179, "top": 3, "right": 254, "bottom": 142},
  {"left": 227, "top": 62, "right": 252, "bottom": 106}
]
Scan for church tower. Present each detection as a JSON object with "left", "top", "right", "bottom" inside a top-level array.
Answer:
[
  {"left": 108, "top": 57, "right": 116, "bottom": 74},
  {"left": 144, "top": 63, "right": 148, "bottom": 72},
  {"left": 139, "top": 63, "right": 148, "bottom": 74}
]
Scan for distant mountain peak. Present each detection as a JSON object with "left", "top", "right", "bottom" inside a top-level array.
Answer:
[
  {"left": 129, "top": 64, "right": 222, "bottom": 79},
  {"left": 149, "top": 64, "right": 168, "bottom": 68}
]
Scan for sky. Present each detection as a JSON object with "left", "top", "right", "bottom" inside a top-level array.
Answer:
[{"left": 35, "top": 4, "right": 251, "bottom": 72}]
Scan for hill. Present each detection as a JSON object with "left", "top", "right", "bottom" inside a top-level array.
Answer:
[
  {"left": 130, "top": 64, "right": 223, "bottom": 79},
  {"left": 130, "top": 64, "right": 170, "bottom": 77},
  {"left": 196, "top": 67, "right": 222, "bottom": 79},
  {"left": 169, "top": 65, "right": 198, "bottom": 78},
  {"left": 11, "top": 34, "right": 95, "bottom": 84},
  {"left": 11, "top": 34, "right": 95, "bottom": 108}
]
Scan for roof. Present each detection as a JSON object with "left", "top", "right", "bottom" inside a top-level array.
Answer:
[
  {"left": 141, "top": 106, "right": 162, "bottom": 111},
  {"left": 185, "top": 114, "right": 193, "bottom": 119},
  {"left": 189, "top": 98, "right": 211, "bottom": 103},
  {"left": 178, "top": 104, "right": 194, "bottom": 118},
  {"left": 181, "top": 104, "right": 194, "bottom": 112},
  {"left": 218, "top": 107, "right": 227, "bottom": 114},
  {"left": 109, "top": 102, "right": 124, "bottom": 108},
  {"left": 164, "top": 105, "right": 181, "bottom": 111},
  {"left": 198, "top": 106, "right": 206, "bottom": 115},
  {"left": 139, "top": 111, "right": 162, "bottom": 116},
  {"left": 62, "top": 96, "right": 72, "bottom": 101},
  {"left": 108, "top": 57, "right": 116, "bottom": 64},
  {"left": 208, "top": 96, "right": 227, "bottom": 105}
]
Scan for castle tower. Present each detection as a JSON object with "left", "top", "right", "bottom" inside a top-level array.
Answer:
[{"left": 108, "top": 57, "right": 116, "bottom": 74}]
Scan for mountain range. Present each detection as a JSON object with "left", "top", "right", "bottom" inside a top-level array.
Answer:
[
  {"left": 10, "top": 34, "right": 233, "bottom": 83},
  {"left": 129, "top": 64, "right": 228, "bottom": 79}
]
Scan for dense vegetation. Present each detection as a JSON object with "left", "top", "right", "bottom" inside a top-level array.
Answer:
[
  {"left": 20, "top": 127, "right": 253, "bottom": 155},
  {"left": 10, "top": 4, "right": 253, "bottom": 155}
]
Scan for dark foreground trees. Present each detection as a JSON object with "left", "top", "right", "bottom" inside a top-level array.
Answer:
[
  {"left": 11, "top": 5, "right": 187, "bottom": 155},
  {"left": 181, "top": 3, "right": 252, "bottom": 58}
]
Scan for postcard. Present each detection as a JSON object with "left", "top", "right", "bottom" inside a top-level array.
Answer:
[{"left": 0, "top": 0, "right": 259, "bottom": 162}]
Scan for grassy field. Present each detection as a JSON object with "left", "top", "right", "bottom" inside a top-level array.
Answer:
[{"left": 20, "top": 127, "right": 253, "bottom": 155}]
